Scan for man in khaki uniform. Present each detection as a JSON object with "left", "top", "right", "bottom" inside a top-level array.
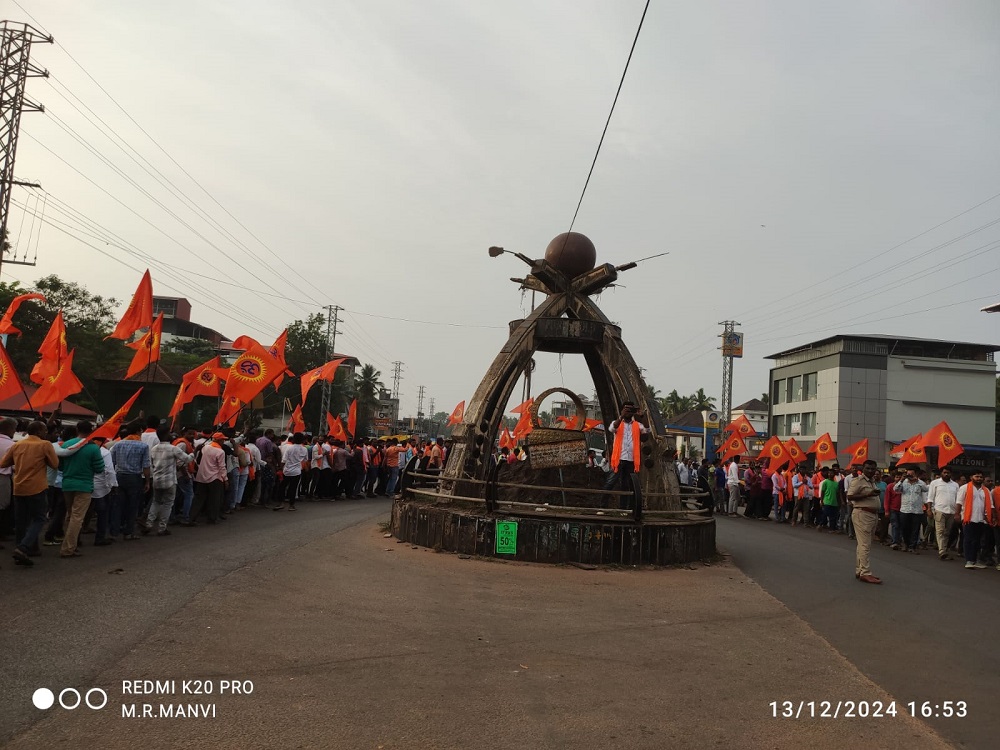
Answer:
[{"left": 847, "top": 459, "right": 882, "bottom": 584}]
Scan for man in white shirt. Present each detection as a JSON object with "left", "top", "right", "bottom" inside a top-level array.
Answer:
[
  {"left": 725, "top": 458, "right": 742, "bottom": 515},
  {"left": 602, "top": 401, "right": 649, "bottom": 510},
  {"left": 927, "top": 466, "right": 959, "bottom": 560},
  {"left": 677, "top": 460, "right": 690, "bottom": 486},
  {"left": 893, "top": 469, "right": 928, "bottom": 553},
  {"left": 955, "top": 471, "right": 993, "bottom": 569},
  {"left": 92, "top": 437, "right": 118, "bottom": 546},
  {"left": 275, "top": 432, "right": 309, "bottom": 512}
]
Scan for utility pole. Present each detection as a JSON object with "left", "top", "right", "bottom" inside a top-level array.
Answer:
[
  {"left": 416, "top": 385, "right": 425, "bottom": 435},
  {"left": 718, "top": 320, "right": 743, "bottom": 429},
  {"left": 319, "top": 304, "right": 342, "bottom": 428},
  {"left": 0, "top": 20, "right": 52, "bottom": 278}
]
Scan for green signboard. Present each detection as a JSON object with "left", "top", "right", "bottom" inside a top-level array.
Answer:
[{"left": 495, "top": 520, "right": 518, "bottom": 555}]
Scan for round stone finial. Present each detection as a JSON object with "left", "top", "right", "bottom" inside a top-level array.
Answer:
[{"left": 544, "top": 232, "right": 597, "bottom": 279}]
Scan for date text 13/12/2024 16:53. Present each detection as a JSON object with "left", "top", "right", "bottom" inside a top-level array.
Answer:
[{"left": 769, "top": 701, "right": 968, "bottom": 719}]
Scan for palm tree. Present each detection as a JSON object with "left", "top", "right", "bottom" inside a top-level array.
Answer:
[
  {"left": 353, "top": 363, "right": 383, "bottom": 435},
  {"left": 691, "top": 388, "right": 716, "bottom": 411},
  {"left": 660, "top": 390, "right": 695, "bottom": 418}
]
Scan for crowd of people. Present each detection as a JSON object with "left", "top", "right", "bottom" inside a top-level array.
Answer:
[
  {"left": 0, "top": 415, "right": 451, "bottom": 570},
  {"left": 677, "top": 455, "right": 1000, "bottom": 577}
]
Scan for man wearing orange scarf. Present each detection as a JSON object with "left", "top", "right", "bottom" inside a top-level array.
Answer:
[
  {"left": 603, "top": 401, "right": 648, "bottom": 510},
  {"left": 954, "top": 471, "right": 993, "bottom": 569}
]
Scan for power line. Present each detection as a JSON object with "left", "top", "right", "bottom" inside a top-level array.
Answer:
[
  {"left": 42, "top": 76, "right": 322, "bottom": 311},
  {"left": 566, "top": 0, "right": 651, "bottom": 235},
  {"left": 13, "top": 195, "right": 282, "bottom": 334},
  {"left": 23, "top": 129, "right": 310, "bottom": 320}
]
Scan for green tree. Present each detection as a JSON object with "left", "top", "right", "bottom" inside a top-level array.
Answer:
[
  {"left": 352, "top": 363, "right": 383, "bottom": 436},
  {"left": 659, "top": 389, "right": 695, "bottom": 418},
  {"left": 761, "top": 392, "right": 770, "bottom": 406},
  {"left": 691, "top": 388, "right": 716, "bottom": 411},
  {"left": 163, "top": 337, "right": 215, "bottom": 358},
  {"left": 0, "top": 275, "right": 128, "bottom": 408}
]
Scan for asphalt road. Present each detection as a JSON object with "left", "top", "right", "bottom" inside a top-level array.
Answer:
[
  {"left": 0, "top": 497, "right": 391, "bottom": 743},
  {"left": 716, "top": 514, "right": 1000, "bottom": 749}
]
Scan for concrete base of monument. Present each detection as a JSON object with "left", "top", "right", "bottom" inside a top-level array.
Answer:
[{"left": 390, "top": 497, "right": 716, "bottom": 566}]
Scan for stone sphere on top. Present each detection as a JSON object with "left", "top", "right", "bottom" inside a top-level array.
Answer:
[{"left": 544, "top": 232, "right": 597, "bottom": 279}]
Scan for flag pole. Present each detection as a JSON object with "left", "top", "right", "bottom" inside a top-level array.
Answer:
[{"left": 19, "top": 382, "right": 41, "bottom": 419}]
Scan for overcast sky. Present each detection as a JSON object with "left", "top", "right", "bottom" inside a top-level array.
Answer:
[{"left": 5, "top": 0, "right": 999, "bottom": 419}]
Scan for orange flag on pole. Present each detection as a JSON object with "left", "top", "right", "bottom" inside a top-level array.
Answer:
[
  {"left": 328, "top": 414, "right": 348, "bottom": 441},
  {"left": 583, "top": 418, "right": 603, "bottom": 431},
  {"left": 169, "top": 356, "right": 225, "bottom": 420},
  {"left": 512, "top": 400, "right": 534, "bottom": 439},
  {"left": 758, "top": 435, "right": 793, "bottom": 470},
  {"left": 125, "top": 312, "right": 163, "bottom": 379},
  {"left": 447, "top": 401, "right": 465, "bottom": 427},
  {"left": 894, "top": 434, "right": 927, "bottom": 466},
  {"left": 214, "top": 342, "right": 284, "bottom": 423},
  {"left": 0, "top": 341, "right": 26, "bottom": 403},
  {"left": 300, "top": 357, "right": 347, "bottom": 405},
  {"left": 921, "top": 421, "right": 964, "bottom": 468},
  {"left": 784, "top": 438, "right": 807, "bottom": 468},
  {"left": 0, "top": 292, "right": 45, "bottom": 336},
  {"left": 33, "top": 348, "right": 84, "bottom": 408},
  {"left": 267, "top": 329, "right": 293, "bottom": 389},
  {"left": 90, "top": 389, "right": 143, "bottom": 442},
  {"left": 840, "top": 438, "right": 869, "bottom": 466},
  {"left": 286, "top": 404, "right": 305, "bottom": 433},
  {"left": 107, "top": 269, "right": 153, "bottom": 341},
  {"left": 30, "top": 311, "right": 68, "bottom": 384},
  {"left": 806, "top": 432, "right": 837, "bottom": 463},
  {"left": 723, "top": 414, "right": 757, "bottom": 440},
  {"left": 347, "top": 399, "right": 357, "bottom": 437},
  {"left": 720, "top": 433, "right": 747, "bottom": 462},
  {"left": 510, "top": 399, "right": 533, "bottom": 414},
  {"left": 216, "top": 395, "right": 243, "bottom": 428},
  {"left": 498, "top": 426, "right": 515, "bottom": 449}
]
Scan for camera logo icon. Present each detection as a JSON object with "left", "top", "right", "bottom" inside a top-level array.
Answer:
[{"left": 32, "top": 687, "right": 108, "bottom": 710}]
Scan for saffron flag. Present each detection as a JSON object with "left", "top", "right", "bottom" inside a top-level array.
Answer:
[
  {"left": 268, "top": 330, "right": 293, "bottom": 389},
  {"left": 447, "top": 401, "right": 465, "bottom": 427},
  {"left": 893, "top": 434, "right": 927, "bottom": 465},
  {"left": 498, "top": 426, "right": 515, "bottom": 449},
  {"left": 511, "top": 400, "right": 534, "bottom": 439},
  {"left": 583, "top": 418, "right": 603, "bottom": 431},
  {"left": 169, "top": 356, "right": 226, "bottom": 419},
  {"left": 0, "top": 292, "right": 45, "bottom": 336},
  {"left": 719, "top": 433, "right": 747, "bottom": 462},
  {"left": 758, "top": 435, "right": 793, "bottom": 470},
  {"left": 30, "top": 311, "right": 68, "bottom": 384},
  {"left": 33, "top": 348, "right": 84, "bottom": 408},
  {"left": 300, "top": 357, "right": 348, "bottom": 405},
  {"left": 347, "top": 399, "right": 357, "bottom": 437},
  {"left": 230, "top": 335, "right": 259, "bottom": 351},
  {"left": 216, "top": 395, "right": 243, "bottom": 428},
  {"left": 125, "top": 313, "right": 163, "bottom": 379},
  {"left": 841, "top": 438, "right": 869, "bottom": 466},
  {"left": 90, "top": 388, "right": 143, "bottom": 442},
  {"left": 555, "top": 415, "right": 578, "bottom": 429},
  {"left": 723, "top": 414, "right": 757, "bottom": 440},
  {"left": 510, "top": 399, "right": 533, "bottom": 414},
  {"left": 0, "top": 341, "right": 26, "bottom": 403},
  {"left": 806, "top": 432, "right": 837, "bottom": 462},
  {"left": 328, "top": 414, "right": 348, "bottom": 441},
  {"left": 921, "top": 422, "right": 964, "bottom": 468},
  {"left": 286, "top": 404, "right": 305, "bottom": 433},
  {"left": 784, "top": 438, "right": 807, "bottom": 468},
  {"left": 107, "top": 269, "right": 154, "bottom": 340},
  {"left": 214, "top": 342, "right": 284, "bottom": 423}
]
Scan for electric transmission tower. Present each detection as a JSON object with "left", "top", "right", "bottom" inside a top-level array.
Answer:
[
  {"left": 416, "top": 385, "right": 425, "bottom": 433},
  {"left": 0, "top": 20, "right": 52, "bottom": 278},
  {"left": 391, "top": 361, "right": 403, "bottom": 399},
  {"left": 319, "top": 304, "right": 342, "bottom": 426}
]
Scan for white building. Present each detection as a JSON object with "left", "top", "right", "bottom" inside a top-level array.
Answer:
[{"left": 766, "top": 334, "right": 998, "bottom": 465}]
